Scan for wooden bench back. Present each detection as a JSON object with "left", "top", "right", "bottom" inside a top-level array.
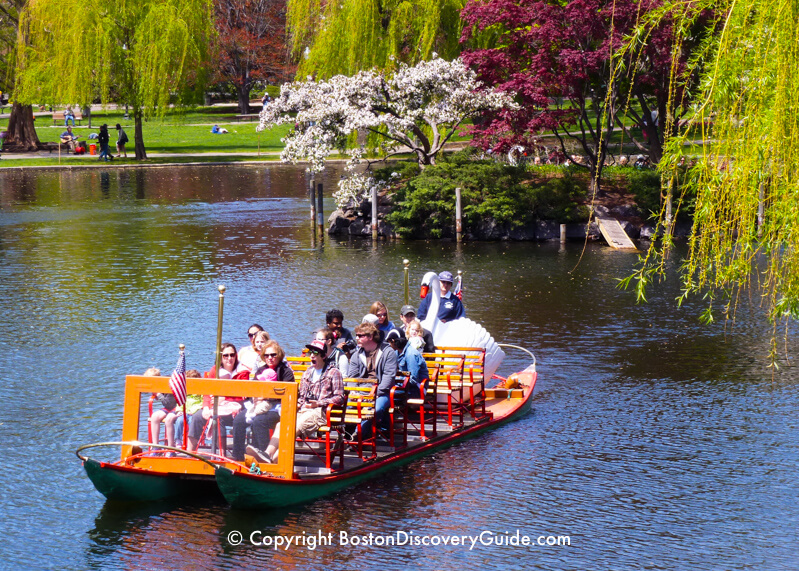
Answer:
[
  {"left": 426, "top": 346, "right": 486, "bottom": 384},
  {"left": 341, "top": 377, "right": 377, "bottom": 424},
  {"left": 285, "top": 355, "right": 311, "bottom": 382}
]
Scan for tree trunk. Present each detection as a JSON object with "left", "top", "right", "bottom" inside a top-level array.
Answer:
[
  {"left": 3, "top": 103, "right": 42, "bottom": 151},
  {"left": 133, "top": 107, "right": 147, "bottom": 160},
  {"left": 237, "top": 84, "right": 251, "bottom": 114}
]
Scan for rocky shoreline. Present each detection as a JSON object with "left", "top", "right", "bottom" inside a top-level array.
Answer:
[{"left": 327, "top": 188, "right": 691, "bottom": 242}]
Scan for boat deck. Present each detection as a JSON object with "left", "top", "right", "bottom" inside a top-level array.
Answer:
[{"left": 195, "top": 391, "right": 527, "bottom": 477}]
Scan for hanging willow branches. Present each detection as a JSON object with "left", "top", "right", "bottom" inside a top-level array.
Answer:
[
  {"left": 287, "top": 0, "right": 466, "bottom": 78},
  {"left": 622, "top": 0, "right": 799, "bottom": 347}
]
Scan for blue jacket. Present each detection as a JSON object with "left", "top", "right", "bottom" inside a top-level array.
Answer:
[
  {"left": 398, "top": 344, "right": 429, "bottom": 388},
  {"left": 347, "top": 342, "right": 399, "bottom": 397},
  {"left": 417, "top": 292, "right": 464, "bottom": 322}
]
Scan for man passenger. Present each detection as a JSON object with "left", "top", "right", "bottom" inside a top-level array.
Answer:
[
  {"left": 399, "top": 304, "right": 435, "bottom": 353},
  {"left": 348, "top": 322, "right": 399, "bottom": 437}
]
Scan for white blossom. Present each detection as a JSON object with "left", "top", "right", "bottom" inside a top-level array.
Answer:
[{"left": 258, "top": 57, "right": 518, "bottom": 197}]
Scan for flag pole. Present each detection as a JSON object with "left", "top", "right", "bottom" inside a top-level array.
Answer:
[
  {"left": 179, "top": 343, "right": 188, "bottom": 449},
  {"left": 212, "top": 285, "right": 225, "bottom": 455}
]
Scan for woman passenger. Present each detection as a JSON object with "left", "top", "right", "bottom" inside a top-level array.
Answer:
[
  {"left": 231, "top": 340, "right": 294, "bottom": 461},
  {"left": 369, "top": 301, "right": 400, "bottom": 336},
  {"left": 186, "top": 343, "right": 244, "bottom": 452},
  {"left": 238, "top": 324, "right": 266, "bottom": 371}
]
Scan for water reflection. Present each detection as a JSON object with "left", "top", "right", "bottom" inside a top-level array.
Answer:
[{"left": 1, "top": 164, "right": 798, "bottom": 570}]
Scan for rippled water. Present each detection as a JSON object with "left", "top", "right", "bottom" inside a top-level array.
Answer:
[{"left": 1, "top": 165, "right": 797, "bottom": 570}]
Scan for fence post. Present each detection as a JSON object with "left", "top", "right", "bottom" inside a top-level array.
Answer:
[
  {"left": 310, "top": 176, "right": 317, "bottom": 237},
  {"left": 403, "top": 259, "right": 410, "bottom": 305},
  {"left": 560, "top": 224, "right": 567, "bottom": 244},
  {"left": 371, "top": 182, "right": 379, "bottom": 241},
  {"left": 317, "top": 182, "right": 325, "bottom": 242},
  {"left": 455, "top": 186, "right": 463, "bottom": 243}
]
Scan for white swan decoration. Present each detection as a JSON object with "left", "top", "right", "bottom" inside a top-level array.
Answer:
[{"left": 419, "top": 271, "right": 505, "bottom": 383}]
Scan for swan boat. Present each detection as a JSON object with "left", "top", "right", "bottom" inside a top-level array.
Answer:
[{"left": 77, "top": 279, "right": 538, "bottom": 508}]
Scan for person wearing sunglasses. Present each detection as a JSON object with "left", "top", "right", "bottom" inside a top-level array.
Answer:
[
  {"left": 347, "top": 322, "right": 399, "bottom": 439},
  {"left": 232, "top": 340, "right": 294, "bottom": 461},
  {"left": 186, "top": 343, "right": 247, "bottom": 452},
  {"left": 251, "top": 338, "right": 345, "bottom": 464},
  {"left": 369, "top": 301, "right": 402, "bottom": 338},
  {"left": 237, "top": 324, "right": 265, "bottom": 371}
]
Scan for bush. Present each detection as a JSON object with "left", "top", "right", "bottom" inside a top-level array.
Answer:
[{"left": 384, "top": 150, "right": 584, "bottom": 238}]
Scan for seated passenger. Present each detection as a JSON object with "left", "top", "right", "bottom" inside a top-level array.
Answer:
[
  {"left": 237, "top": 324, "right": 265, "bottom": 371},
  {"left": 370, "top": 301, "right": 403, "bottom": 337},
  {"left": 417, "top": 270, "right": 465, "bottom": 323},
  {"left": 386, "top": 334, "right": 428, "bottom": 400},
  {"left": 232, "top": 340, "right": 294, "bottom": 461},
  {"left": 146, "top": 367, "right": 178, "bottom": 447},
  {"left": 251, "top": 339, "right": 344, "bottom": 463},
  {"left": 186, "top": 344, "right": 245, "bottom": 452},
  {"left": 347, "top": 322, "right": 399, "bottom": 438},
  {"left": 326, "top": 308, "right": 354, "bottom": 348},
  {"left": 399, "top": 305, "right": 435, "bottom": 353},
  {"left": 316, "top": 327, "right": 349, "bottom": 373},
  {"left": 173, "top": 369, "right": 203, "bottom": 445}
]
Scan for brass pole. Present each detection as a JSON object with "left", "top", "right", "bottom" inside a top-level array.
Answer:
[
  {"left": 212, "top": 284, "right": 225, "bottom": 454},
  {"left": 403, "top": 259, "right": 410, "bottom": 305}
]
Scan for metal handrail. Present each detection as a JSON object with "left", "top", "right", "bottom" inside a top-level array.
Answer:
[
  {"left": 496, "top": 343, "right": 537, "bottom": 369},
  {"left": 75, "top": 440, "right": 241, "bottom": 470}
]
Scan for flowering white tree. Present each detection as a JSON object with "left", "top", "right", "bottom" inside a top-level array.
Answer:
[{"left": 258, "top": 56, "right": 517, "bottom": 174}]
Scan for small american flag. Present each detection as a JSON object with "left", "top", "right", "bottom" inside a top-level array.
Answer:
[
  {"left": 454, "top": 274, "right": 463, "bottom": 300},
  {"left": 169, "top": 351, "right": 187, "bottom": 407}
]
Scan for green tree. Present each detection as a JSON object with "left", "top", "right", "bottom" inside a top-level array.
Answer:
[
  {"left": 624, "top": 0, "right": 799, "bottom": 354},
  {"left": 14, "top": 0, "right": 215, "bottom": 159},
  {"left": 287, "top": 0, "right": 466, "bottom": 78},
  {"left": 1, "top": 0, "right": 44, "bottom": 152}
]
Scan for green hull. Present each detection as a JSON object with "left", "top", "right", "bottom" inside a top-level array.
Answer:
[
  {"left": 215, "top": 387, "right": 534, "bottom": 509},
  {"left": 83, "top": 458, "right": 218, "bottom": 502}
]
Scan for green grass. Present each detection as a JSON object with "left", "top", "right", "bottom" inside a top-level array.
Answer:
[
  {"left": 0, "top": 155, "right": 287, "bottom": 168},
  {"left": 1, "top": 106, "right": 294, "bottom": 160}
]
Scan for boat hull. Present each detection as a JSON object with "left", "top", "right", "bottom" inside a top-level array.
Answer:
[
  {"left": 83, "top": 458, "right": 218, "bottom": 502},
  {"left": 215, "top": 371, "right": 536, "bottom": 509}
]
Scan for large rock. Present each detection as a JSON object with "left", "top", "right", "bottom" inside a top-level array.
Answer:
[
  {"left": 536, "top": 220, "right": 562, "bottom": 241},
  {"left": 327, "top": 209, "right": 353, "bottom": 235},
  {"left": 348, "top": 219, "right": 367, "bottom": 236}
]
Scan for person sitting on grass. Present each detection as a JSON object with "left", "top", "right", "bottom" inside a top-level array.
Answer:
[{"left": 211, "top": 124, "right": 229, "bottom": 134}]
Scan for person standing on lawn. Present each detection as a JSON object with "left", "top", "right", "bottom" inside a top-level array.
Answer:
[{"left": 115, "top": 124, "right": 128, "bottom": 158}]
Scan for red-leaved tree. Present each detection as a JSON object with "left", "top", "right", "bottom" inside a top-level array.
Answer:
[
  {"left": 213, "top": 0, "right": 292, "bottom": 113},
  {"left": 460, "top": 0, "right": 698, "bottom": 193}
]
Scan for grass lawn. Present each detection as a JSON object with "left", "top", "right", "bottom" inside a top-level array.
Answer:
[{"left": 0, "top": 105, "right": 293, "bottom": 157}]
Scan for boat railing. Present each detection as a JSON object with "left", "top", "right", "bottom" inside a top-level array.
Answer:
[{"left": 121, "top": 375, "right": 299, "bottom": 480}]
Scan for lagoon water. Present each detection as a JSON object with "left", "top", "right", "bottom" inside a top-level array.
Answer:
[{"left": 0, "top": 164, "right": 797, "bottom": 570}]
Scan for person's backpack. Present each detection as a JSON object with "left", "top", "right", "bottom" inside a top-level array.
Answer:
[{"left": 119, "top": 132, "right": 129, "bottom": 144}]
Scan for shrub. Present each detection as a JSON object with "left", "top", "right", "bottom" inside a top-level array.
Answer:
[{"left": 384, "top": 150, "right": 584, "bottom": 238}]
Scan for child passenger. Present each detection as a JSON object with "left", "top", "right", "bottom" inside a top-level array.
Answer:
[{"left": 146, "top": 367, "right": 178, "bottom": 448}]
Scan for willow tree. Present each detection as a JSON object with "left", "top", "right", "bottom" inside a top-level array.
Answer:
[
  {"left": 1, "top": 0, "right": 43, "bottom": 152},
  {"left": 287, "top": 0, "right": 466, "bottom": 78},
  {"left": 14, "top": 0, "right": 214, "bottom": 159},
  {"left": 623, "top": 0, "right": 799, "bottom": 354}
]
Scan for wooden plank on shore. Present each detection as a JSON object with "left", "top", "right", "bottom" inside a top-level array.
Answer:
[{"left": 596, "top": 216, "right": 638, "bottom": 250}]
